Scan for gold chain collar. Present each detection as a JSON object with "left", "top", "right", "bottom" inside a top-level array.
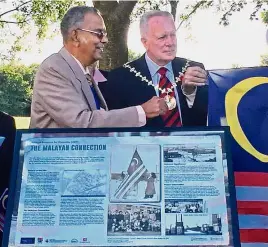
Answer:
[{"left": 123, "top": 60, "right": 190, "bottom": 95}]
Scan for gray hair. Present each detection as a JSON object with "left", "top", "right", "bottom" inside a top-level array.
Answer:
[
  {"left": 60, "top": 6, "right": 100, "bottom": 41},
  {"left": 140, "top": 10, "right": 173, "bottom": 38}
]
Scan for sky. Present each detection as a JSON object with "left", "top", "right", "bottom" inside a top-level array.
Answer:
[{"left": 1, "top": 0, "right": 268, "bottom": 70}]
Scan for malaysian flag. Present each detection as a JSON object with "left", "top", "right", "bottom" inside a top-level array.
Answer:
[
  {"left": 208, "top": 67, "right": 268, "bottom": 246},
  {"left": 127, "top": 149, "right": 143, "bottom": 175},
  {"left": 114, "top": 148, "right": 147, "bottom": 199}
]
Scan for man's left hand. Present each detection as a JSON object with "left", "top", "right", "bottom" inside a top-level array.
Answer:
[{"left": 182, "top": 66, "right": 207, "bottom": 95}]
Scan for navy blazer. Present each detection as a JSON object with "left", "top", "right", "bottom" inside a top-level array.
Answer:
[{"left": 102, "top": 55, "right": 208, "bottom": 127}]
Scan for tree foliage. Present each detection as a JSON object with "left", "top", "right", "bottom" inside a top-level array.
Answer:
[
  {"left": 0, "top": 63, "right": 38, "bottom": 116},
  {"left": 128, "top": 50, "right": 142, "bottom": 62},
  {"left": 216, "top": 0, "right": 268, "bottom": 25},
  {"left": 260, "top": 54, "right": 268, "bottom": 65},
  {"left": 0, "top": 0, "right": 85, "bottom": 61},
  {"left": 261, "top": 10, "right": 268, "bottom": 24},
  {"left": 131, "top": 0, "right": 165, "bottom": 21},
  {"left": 0, "top": 0, "right": 86, "bottom": 36},
  {"left": 0, "top": 0, "right": 267, "bottom": 67}
]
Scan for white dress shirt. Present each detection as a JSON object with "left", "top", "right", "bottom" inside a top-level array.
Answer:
[{"left": 145, "top": 53, "right": 196, "bottom": 108}]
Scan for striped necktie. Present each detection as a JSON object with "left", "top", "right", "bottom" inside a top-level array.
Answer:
[{"left": 158, "top": 67, "right": 182, "bottom": 127}]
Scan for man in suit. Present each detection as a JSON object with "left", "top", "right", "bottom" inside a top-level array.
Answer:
[
  {"left": 30, "top": 6, "right": 168, "bottom": 129},
  {"left": 103, "top": 10, "right": 208, "bottom": 127}
]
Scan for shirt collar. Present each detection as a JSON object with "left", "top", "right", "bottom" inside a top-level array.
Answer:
[
  {"left": 94, "top": 69, "right": 107, "bottom": 82},
  {"left": 71, "top": 54, "right": 88, "bottom": 74},
  {"left": 71, "top": 54, "right": 107, "bottom": 82},
  {"left": 145, "top": 53, "right": 173, "bottom": 77}
]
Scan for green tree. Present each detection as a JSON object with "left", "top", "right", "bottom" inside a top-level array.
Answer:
[
  {"left": 0, "top": 63, "right": 38, "bottom": 116},
  {"left": 128, "top": 50, "right": 142, "bottom": 62},
  {"left": 260, "top": 54, "right": 268, "bottom": 65},
  {"left": 0, "top": 0, "right": 267, "bottom": 69},
  {"left": 0, "top": 0, "right": 85, "bottom": 61},
  {"left": 261, "top": 10, "right": 268, "bottom": 24},
  {"left": 94, "top": 0, "right": 216, "bottom": 70},
  {"left": 231, "top": 63, "right": 241, "bottom": 68}
]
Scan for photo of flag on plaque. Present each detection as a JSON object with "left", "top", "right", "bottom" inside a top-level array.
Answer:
[{"left": 110, "top": 145, "right": 160, "bottom": 203}]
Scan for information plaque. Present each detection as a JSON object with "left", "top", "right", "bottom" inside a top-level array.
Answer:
[{"left": 3, "top": 128, "right": 240, "bottom": 247}]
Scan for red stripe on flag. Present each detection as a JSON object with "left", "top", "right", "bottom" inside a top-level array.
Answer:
[
  {"left": 237, "top": 201, "right": 268, "bottom": 215},
  {"left": 240, "top": 229, "right": 268, "bottom": 243},
  {"left": 0, "top": 212, "right": 4, "bottom": 232},
  {"left": 235, "top": 172, "right": 268, "bottom": 187}
]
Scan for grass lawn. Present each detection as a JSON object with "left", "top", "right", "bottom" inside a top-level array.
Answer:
[{"left": 14, "top": 117, "right": 30, "bottom": 129}]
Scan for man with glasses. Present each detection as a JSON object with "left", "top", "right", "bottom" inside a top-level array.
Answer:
[
  {"left": 103, "top": 10, "right": 208, "bottom": 127},
  {"left": 30, "top": 6, "right": 167, "bottom": 128}
]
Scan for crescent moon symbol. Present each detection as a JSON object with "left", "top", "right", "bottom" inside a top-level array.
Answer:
[
  {"left": 132, "top": 158, "right": 139, "bottom": 164},
  {"left": 225, "top": 76, "right": 268, "bottom": 162},
  {"left": 2, "top": 195, "right": 8, "bottom": 210}
]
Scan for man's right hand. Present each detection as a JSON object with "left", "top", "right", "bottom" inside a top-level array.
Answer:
[{"left": 141, "top": 96, "right": 167, "bottom": 118}]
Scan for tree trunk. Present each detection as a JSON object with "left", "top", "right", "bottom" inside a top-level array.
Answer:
[
  {"left": 169, "top": 0, "right": 179, "bottom": 20},
  {"left": 93, "top": 1, "right": 137, "bottom": 71}
]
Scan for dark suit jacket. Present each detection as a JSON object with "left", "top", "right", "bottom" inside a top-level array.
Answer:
[
  {"left": 0, "top": 112, "right": 16, "bottom": 193},
  {"left": 102, "top": 55, "right": 208, "bottom": 127}
]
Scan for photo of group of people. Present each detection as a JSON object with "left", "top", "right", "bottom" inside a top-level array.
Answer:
[
  {"left": 163, "top": 144, "right": 216, "bottom": 163},
  {"left": 107, "top": 204, "right": 161, "bottom": 236},
  {"left": 165, "top": 199, "right": 204, "bottom": 213}
]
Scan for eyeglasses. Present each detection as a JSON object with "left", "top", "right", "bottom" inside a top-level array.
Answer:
[{"left": 76, "top": 28, "right": 107, "bottom": 40}]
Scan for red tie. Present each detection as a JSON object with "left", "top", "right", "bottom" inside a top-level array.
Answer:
[{"left": 158, "top": 67, "right": 182, "bottom": 127}]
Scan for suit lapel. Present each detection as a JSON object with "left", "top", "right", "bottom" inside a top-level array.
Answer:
[
  {"left": 131, "top": 55, "right": 157, "bottom": 97},
  {"left": 129, "top": 54, "right": 163, "bottom": 125},
  {"left": 133, "top": 55, "right": 152, "bottom": 80},
  {"left": 59, "top": 47, "right": 97, "bottom": 110},
  {"left": 171, "top": 58, "right": 191, "bottom": 125},
  {"left": 172, "top": 59, "right": 187, "bottom": 97},
  {"left": 171, "top": 58, "right": 185, "bottom": 82}
]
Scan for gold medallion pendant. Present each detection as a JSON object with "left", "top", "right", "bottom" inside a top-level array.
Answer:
[{"left": 164, "top": 95, "right": 177, "bottom": 111}]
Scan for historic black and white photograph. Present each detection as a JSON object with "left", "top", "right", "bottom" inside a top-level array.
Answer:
[
  {"left": 165, "top": 199, "right": 204, "bottom": 213},
  {"left": 110, "top": 144, "right": 160, "bottom": 202},
  {"left": 163, "top": 144, "right": 216, "bottom": 163},
  {"left": 107, "top": 204, "right": 161, "bottom": 236},
  {"left": 165, "top": 214, "right": 222, "bottom": 236}
]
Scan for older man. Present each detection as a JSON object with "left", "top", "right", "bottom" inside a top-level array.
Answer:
[
  {"left": 103, "top": 10, "right": 208, "bottom": 127},
  {"left": 30, "top": 6, "right": 167, "bottom": 128}
]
